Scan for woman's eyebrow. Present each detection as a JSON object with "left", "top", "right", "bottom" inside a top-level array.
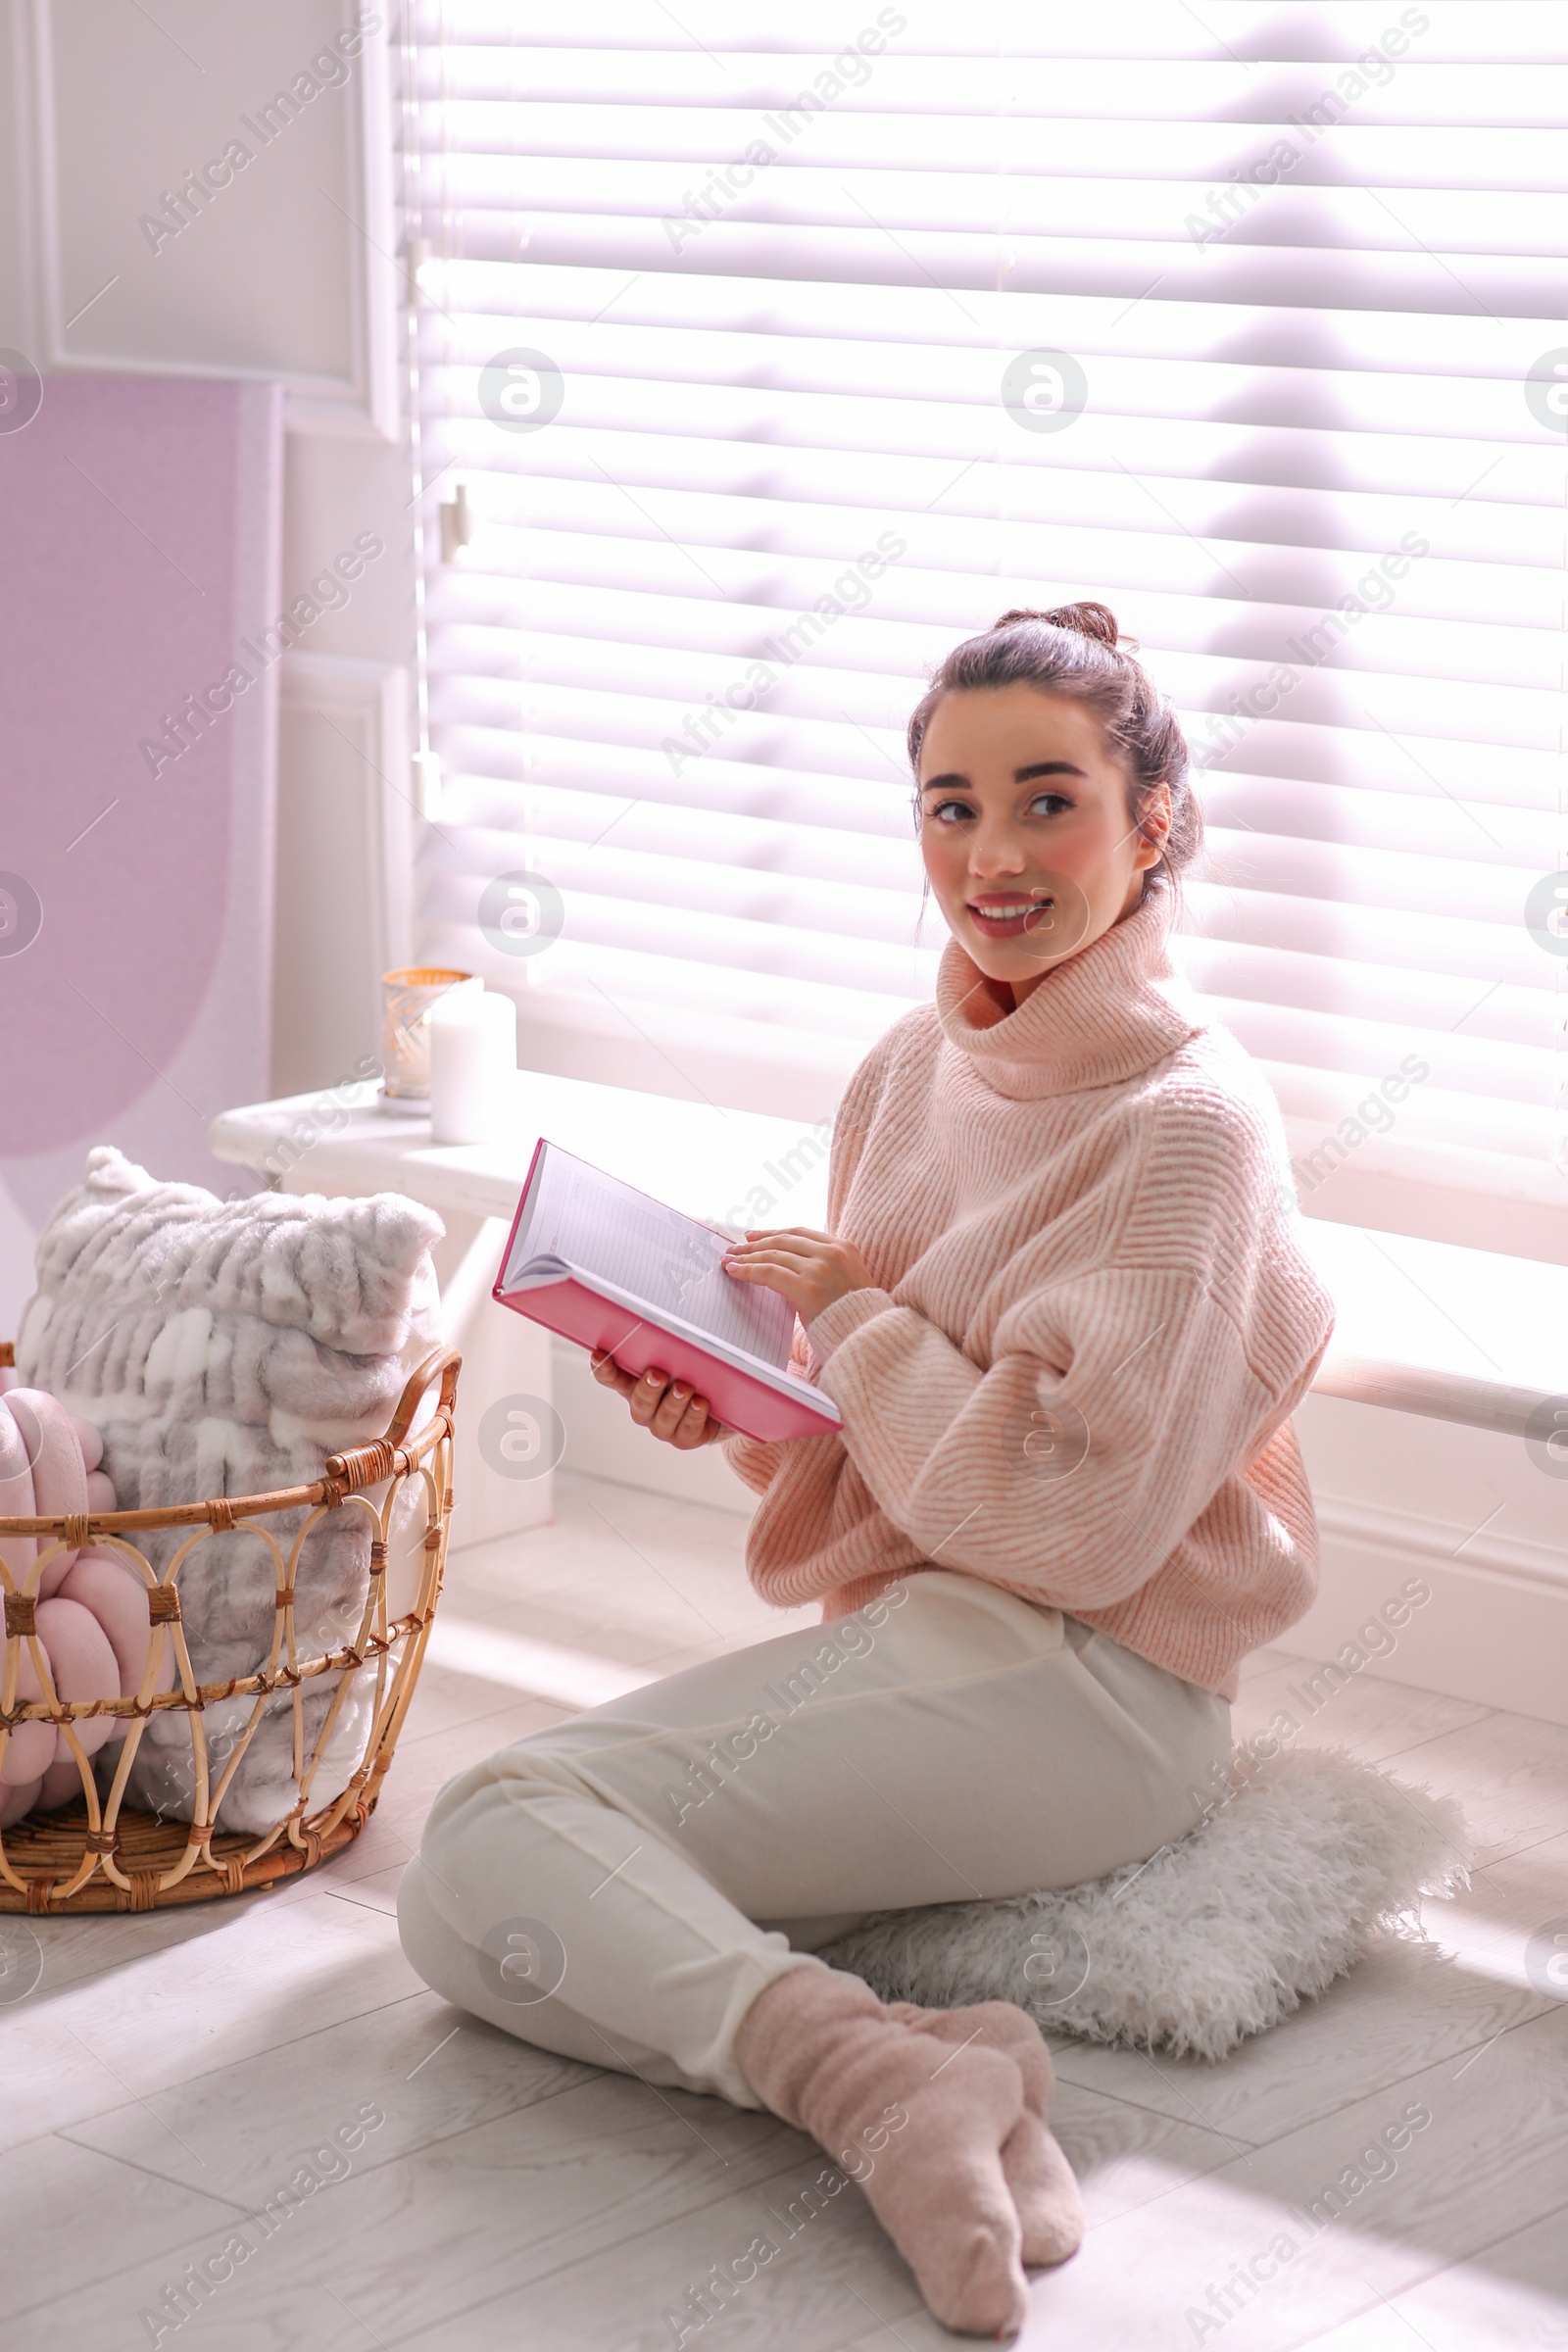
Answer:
[{"left": 919, "top": 759, "right": 1088, "bottom": 792}]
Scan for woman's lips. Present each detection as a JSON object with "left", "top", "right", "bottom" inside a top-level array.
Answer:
[{"left": 967, "top": 894, "right": 1056, "bottom": 941}]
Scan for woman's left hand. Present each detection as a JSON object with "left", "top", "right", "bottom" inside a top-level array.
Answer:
[{"left": 721, "top": 1227, "right": 875, "bottom": 1322}]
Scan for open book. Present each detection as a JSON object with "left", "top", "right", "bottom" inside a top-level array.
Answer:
[{"left": 491, "top": 1141, "right": 842, "bottom": 1443}]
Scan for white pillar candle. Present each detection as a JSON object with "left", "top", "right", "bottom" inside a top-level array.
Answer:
[{"left": 428, "top": 987, "right": 516, "bottom": 1145}]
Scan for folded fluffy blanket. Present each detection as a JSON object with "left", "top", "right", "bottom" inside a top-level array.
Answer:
[{"left": 16, "top": 1148, "right": 444, "bottom": 1834}]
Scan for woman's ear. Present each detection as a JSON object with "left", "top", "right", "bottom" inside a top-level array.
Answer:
[{"left": 1133, "top": 781, "right": 1173, "bottom": 869}]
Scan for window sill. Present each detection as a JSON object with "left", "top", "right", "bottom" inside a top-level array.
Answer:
[{"left": 212, "top": 1070, "right": 1566, "bottom": 1444}]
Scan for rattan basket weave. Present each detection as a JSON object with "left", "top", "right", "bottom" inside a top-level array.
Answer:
[{"left": 0, "top": 1342, "right": 460, "bottom": 1914}]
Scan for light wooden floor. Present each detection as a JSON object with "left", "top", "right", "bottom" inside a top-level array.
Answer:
[{"left": 6, "top": 1472, "right": 1566, "bottom": 2350}]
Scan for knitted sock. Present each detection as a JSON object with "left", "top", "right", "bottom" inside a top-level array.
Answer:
[
  {"left": 735, "top": 1966, "right": 1030, "bottom": 2338},
  {"left": 886, "top": 2001, "right": 1085, "bottom": 2267}
]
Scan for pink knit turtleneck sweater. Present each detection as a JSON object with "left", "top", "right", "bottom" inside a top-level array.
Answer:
[{"left": 723, "top": 888, "right": 1337, "bottom": 1700}]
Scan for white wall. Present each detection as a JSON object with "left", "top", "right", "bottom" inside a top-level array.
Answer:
[{"left": 1294, "top": 1394, "right": 1566, "bottom": 1728}]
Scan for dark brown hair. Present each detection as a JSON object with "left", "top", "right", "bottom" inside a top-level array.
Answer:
[{"left": 906, "top": 601, "right": 1201, "bottom": 887}]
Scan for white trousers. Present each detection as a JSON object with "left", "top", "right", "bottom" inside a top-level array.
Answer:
[{"left": 397, "top": 1570, "right": 1231, "bottom": 2109}]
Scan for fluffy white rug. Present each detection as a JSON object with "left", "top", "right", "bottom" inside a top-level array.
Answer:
[{"left": 816, "top": 1747, "right": 1471, "bottom": 2063}]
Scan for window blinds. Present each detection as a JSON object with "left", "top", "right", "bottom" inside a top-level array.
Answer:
[{"left": 404, "top": 1, "right": 1567, "bottom": 1248}]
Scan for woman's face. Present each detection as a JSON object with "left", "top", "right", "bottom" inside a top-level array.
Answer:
[{"left": 917, "top": 683, "right": 1170, "bottom": 1005}]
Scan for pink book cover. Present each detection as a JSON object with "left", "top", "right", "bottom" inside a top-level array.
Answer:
[{"left": 490, "top": 1140, "right": 843, "bottom": 1445}]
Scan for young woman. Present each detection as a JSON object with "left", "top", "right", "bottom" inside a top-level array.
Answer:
[{"left": 398, "top": 604, "right": 1336, "bottom": 2338}]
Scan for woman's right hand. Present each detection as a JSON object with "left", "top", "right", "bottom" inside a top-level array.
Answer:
[{"left": 590, "top": 1349, "right": 729, "bottom": 1448}]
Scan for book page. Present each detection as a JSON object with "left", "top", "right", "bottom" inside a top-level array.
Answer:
[{"left": 506, "top": 1145, "right": 797, "bottom": 1368}]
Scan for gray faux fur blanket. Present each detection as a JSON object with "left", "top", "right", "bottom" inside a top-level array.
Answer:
[{"left": 17, "top": 1148, "right": 444, "bottom": 1833}]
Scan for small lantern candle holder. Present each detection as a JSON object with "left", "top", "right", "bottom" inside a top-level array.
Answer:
[{"left": 380, "top": 968, "right": 474, "bottom": 1103}]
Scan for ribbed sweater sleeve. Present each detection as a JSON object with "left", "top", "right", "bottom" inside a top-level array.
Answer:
[{"left": 806, "top": 1266, "right": 1270, "bottom": 1614}]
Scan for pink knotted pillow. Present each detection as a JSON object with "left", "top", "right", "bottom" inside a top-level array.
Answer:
[
  {"left": 0, "top": 1392, "right": 155, "bottom": 1826},
  {"left": 2, "top": 1389, "right": 117, "bottom": 1593}
]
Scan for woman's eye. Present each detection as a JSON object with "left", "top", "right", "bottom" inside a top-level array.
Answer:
[
  {"left": 928, "top": 798, "right": 974, "bottom": 825},
  {"left": 1029, "top": 792, "right": 1073, "bottom": 818}
]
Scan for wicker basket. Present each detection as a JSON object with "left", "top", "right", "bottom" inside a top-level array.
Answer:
[{"left": 0, "top": 1343, "right": 460, "bottom": 1914}]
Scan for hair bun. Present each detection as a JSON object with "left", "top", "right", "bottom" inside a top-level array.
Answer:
[{"left": 991, "top": 600, "right": 1126, "bottom": 650}]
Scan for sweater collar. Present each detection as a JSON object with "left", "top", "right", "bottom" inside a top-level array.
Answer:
[{"left": 935, "top": 886, "right": 1202, "bottom": 1100}]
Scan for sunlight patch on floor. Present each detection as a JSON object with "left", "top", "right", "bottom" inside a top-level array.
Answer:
[{"left": 422, "top": 1615, "right": 658, "bottom": 1709}]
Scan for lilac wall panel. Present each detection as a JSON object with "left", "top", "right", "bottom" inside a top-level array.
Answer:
[{"left": 0, "top": 374, "right": 281, "bottom": 1328}]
